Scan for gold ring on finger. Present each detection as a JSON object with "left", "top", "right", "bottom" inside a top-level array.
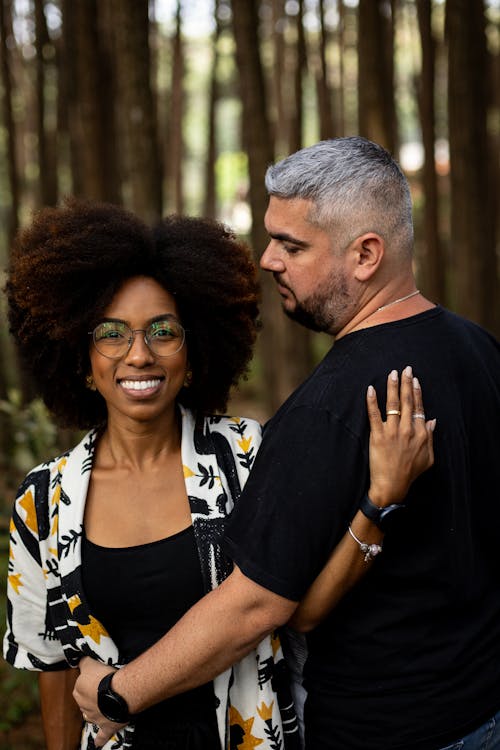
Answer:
[{"left": 387, "top": 409, "right": 401, "bottom": 416}]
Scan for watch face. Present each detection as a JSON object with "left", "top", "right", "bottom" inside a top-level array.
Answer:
[
  {"left": 379, "top": 503, "right": 406, "bottom": 532},
  {"left": 98, "top": 674, "right": 130, "bottom": 723}
]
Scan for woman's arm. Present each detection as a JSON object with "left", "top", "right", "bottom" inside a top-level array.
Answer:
[
  {"left": 289, "top": 366, "right": 435, "bottom": 632},
  {"left": 39, "top": 669, "right": 83, "bottom": 750}
]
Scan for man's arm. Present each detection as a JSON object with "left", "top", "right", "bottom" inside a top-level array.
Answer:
[
  {"left": 74, "top": 565, "right": 297, "bottom": 744},
  {"left": 39, "top": 669, "right": 83, "bottom": 750}
]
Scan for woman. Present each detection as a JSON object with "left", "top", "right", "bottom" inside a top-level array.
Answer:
[{"left": 3, "top": 198, "right": 433, "bottom": 750}]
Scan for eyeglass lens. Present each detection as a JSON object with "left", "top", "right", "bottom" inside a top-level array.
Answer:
[{"left": 93, "top": 318, "right": 185, "bottom": 358}]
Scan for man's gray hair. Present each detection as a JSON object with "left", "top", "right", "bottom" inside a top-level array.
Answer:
[{"left": 265, "top": 137, "right": 414, "bottom": 255}]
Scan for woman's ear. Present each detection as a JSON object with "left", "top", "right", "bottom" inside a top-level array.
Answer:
[{"left": 353, "top": 233, "right": 384, "bottom": 281}]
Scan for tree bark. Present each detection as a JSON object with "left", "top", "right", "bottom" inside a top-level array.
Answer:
[
  {"left": 415, "top": 0, "right": 445, "bottom": 304},
  {"left": 0, "top": 0, "right": 20, "bottom": 245},
  {"left": 109, "top": 0, "right": 162, "bottom": 222},
  {"left": 34, "top": 0, "right": 57, "bottom": 206},
  {"left": 316, "top": 0, "right": 335, "bottom": 139},
  {"left": 358, "top": 0, "right": 398, "bottom": 153},
  {"left": 446, "top": 0, "right": 498, "bottom": 334},
  {"left": 232, "top": 0, "right": 315, "bottom": 411},
  {"left": 61, "top": 0, "right": 120, "bottom": 202}
]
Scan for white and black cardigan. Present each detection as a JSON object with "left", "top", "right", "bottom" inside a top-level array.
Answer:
[{"left": 4, "top": 406, "right": 300, "bottom": 750}]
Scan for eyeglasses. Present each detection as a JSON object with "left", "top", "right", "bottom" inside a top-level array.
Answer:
[{"left": 90, "top": 317, "right": 186, "bottom": 359}]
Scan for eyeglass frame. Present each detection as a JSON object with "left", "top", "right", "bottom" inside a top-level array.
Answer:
[{"left": 88, "top": 316, "right": 186, "bottom": 360}]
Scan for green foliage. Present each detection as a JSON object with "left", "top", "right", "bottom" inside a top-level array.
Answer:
[{"left": 0, "top": 390, "right": 57, "bottom": 478}]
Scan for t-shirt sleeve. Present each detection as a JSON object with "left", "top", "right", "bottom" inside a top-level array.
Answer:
[{"left": 223, "top": 404, "right": 368, "bottom": 601}]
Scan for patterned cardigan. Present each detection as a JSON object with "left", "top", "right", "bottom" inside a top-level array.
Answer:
[{"left": 4, "top": 406, "right": 300, "bottom": 750}]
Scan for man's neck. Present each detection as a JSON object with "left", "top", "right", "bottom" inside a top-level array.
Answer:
[{"left": 335, "top": 290, "right": 435, "bottom": 340}]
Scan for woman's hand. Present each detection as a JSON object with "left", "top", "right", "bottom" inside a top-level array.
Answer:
[
  {"left": 367, "top": 366, "right": 435, "bottom": 507},
  {"left": 73, "top": 657, "right": 126, "bottom": 748}
]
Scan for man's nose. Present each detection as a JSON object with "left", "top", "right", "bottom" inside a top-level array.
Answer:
[{"left": 260, "top": 242, "right": 286, "bottom": 272}]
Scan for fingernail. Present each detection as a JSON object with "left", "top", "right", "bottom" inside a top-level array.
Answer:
[
  {"left": 390, "top": 369, "right": 398, "bottom": 382},
  {"left": 367, "top": 385, "right": 375, "bottom": 396},
  {"left": 429, "top": 418, "right": 437, "bottom": 432},
  {"left": 404, "top": 365, "right": 412, "bottom": 378},
  {"left": 413, "top": 377, "right": 420, "bottom": 389}
]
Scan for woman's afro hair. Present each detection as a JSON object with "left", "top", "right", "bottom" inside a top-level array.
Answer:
[{"left": 6, "top": 198, "right": 260, "bottom": 429}]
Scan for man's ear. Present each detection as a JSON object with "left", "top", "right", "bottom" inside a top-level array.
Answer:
[{"left": 352, "top": 233, "right": 384, "bottom": 281}]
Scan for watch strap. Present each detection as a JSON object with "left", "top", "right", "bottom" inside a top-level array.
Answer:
[{"left": 359, "top": 493, "right": 405, "bottom": 530}]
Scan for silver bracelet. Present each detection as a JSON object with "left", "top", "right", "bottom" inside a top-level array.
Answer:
[{"left": 348, "top": 525, "right": 383, "bottom": 563}]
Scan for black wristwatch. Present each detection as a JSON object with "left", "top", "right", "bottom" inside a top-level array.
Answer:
[
  {"left": 97, "top": 671, "right": 131, "bottom": 724},
  {"left": 359, "top": 493, "right": 406, "bottom": 532}
]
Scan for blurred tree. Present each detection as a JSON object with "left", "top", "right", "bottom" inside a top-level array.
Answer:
[
  {"left": 61, "top": 0, "right": 120, "bottom": 201},
  {"left": 446, "top": 0, "right": 499, "bottom": 334},
  {"left": 316, "top": 0, "right": 335, "bottom": 139},
  {"left": 358, "top": 0, "right": 398, "bottom": 152},
  {"left": 109, "top": 0, "right": 162, "bottom": 222},
  {"left": 416, "top": 0, "right": 445, "bottom": 303},
  {"left": 0, "top": 0, "right": 19, "bottom": 245},
  {"left": 204, "top": 0, "right": 222, "bottom": 219},
  {"left": 34, "top": 0, "right": 57, "bottom": 206},
  {"left": 165, "top": 0, "right": 184, "bottom": 214}
]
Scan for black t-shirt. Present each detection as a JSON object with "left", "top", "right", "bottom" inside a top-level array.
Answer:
[
  {"left": 82, "top": 526, "right": 219, "bottom": 747},
  {"left": 224, "top": 307, "right": 500, "bottom": 750}
]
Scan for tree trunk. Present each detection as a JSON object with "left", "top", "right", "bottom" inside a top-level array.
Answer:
[
  {"left": 288, "top": 0, "right": 306, "bottom": 154},
  {"left": 204, "top": 0, "right": 221, "bottom": 219},
  {"left": 109, "top": 0, "right": 162, "bottom": 222},
  {"left": 164, "top": 1, "right": 184, "bottom": 214},
  {"left": 61, "top": 0, "right": 120, "bottom": 202},
  {"left": 446, "top": 0, "right": 498, "bottom": 334},
  {"left": 316, "top": 0, "right": 335, "bottom": 139},
  {"left": 415, "top": 0, "right": 445, "bottom": 304},
  {"left": 358, "top": 0, "right": 398, "bottom": 153},
  {"left": 232, "top": 0, "right": 314, "bottom": 411},
  {"left": 0, "top": 0, "right": 20, "bottom": 245},
  {"left": 34, "top": 0, "right": 57, "bottom": 206}
]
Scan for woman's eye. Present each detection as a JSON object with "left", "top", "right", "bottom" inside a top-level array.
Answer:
[
  {"left": 150, "top": 323, "right": 175, "bottom": 338},
  {"left": 95, "top": 324, "right": 126, "bottom": 340}
]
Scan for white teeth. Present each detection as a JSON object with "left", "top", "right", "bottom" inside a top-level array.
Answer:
[{"left": 120, "top": 379, "right": 161, "bottom": 391}]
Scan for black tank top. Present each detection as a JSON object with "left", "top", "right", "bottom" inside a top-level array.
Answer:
[{"left": 81, "top": 526, "right": 219, "bottom": 748}]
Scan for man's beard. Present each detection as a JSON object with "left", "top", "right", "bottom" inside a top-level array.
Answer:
[{"left": 279, "top": 269, "right": 350, "bottom": 335}]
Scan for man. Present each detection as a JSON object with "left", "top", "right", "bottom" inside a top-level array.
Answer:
[{"left": 75, "top": 137, "right": 500, "bottom": 749}]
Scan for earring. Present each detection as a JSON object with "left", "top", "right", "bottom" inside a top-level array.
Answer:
[
  {"left": 183, "top": 370, "right": 193, "bottom": 388},
  {"left": 85, "top": 374, "right": 97, "bottom": 391}
]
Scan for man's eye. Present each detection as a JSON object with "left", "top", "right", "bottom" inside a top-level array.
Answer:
[{"left": 284, "top": 244, "right": 301, "bottom": 254}]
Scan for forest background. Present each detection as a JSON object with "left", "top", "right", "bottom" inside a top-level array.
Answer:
[{"left": 0, "top": 0, "right": 499, "bottom": 746}]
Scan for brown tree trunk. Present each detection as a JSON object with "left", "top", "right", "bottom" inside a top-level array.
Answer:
[
  {"left": 416, "top": 0, "right": 445, "bottom": 304},
  {"left": 34, "top": 0, "right": 57, "bottom": 206},
  {"left": 0, "top": 0, "right": 19, "bottom": 245},
  {"left": 61, "top": 0, "right": 120, "bottom": 202},
  {"left": 446, "top": 0, "right": 498, "bottom": 334},
  {"left": 288, "top": 0, "right": 306, "bottom": 154},
  {"left": 232, "top": 0, "right": 314, "bottom": 411},
  {"left": 358, "top": 0, "right": 398, "bottom": 153},
  {"left": 335, "top": 0, "right": 346, "bottom": 135},
  {"left": 316, "top": 0, "right": 335, "bottom": 139},
  {"left": 204, "top": 0, "right": 221, "bottom": 219},
  {"left": 271, "top": 0, "right": 286, "bottom": 155},
  {"left": 109, "top": 0, "right": 162, "bottom": 222},
  {"left": 165, "top": 1, "right": 184, "bottom": 214}
]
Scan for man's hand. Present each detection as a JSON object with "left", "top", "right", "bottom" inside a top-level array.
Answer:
[
  {"left": 73, "top": 658, "right": 126, "bottom": 748},
  {"left": 367, "top": 365, "right": 435, "bottom": 506}
]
